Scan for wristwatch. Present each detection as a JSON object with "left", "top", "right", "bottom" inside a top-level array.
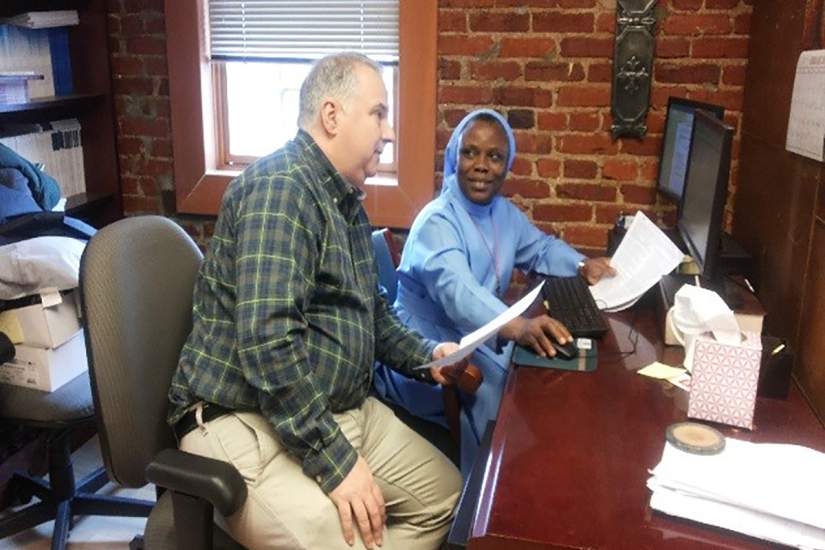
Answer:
[{"left": 577, "top": 259, "right": 586, "bottom": 274}]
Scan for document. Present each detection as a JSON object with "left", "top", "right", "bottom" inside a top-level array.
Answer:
[
  {"left": 414, "top": 281, "right": 544, "bottom": 370},
  {"left": 589, "top": 212, "right": 684, "bottom": 312},
  {"left": 786, "top": 49, "right": 825, "bottom": 162},
  {"left": 648, "top": 438, "right": 825, "bottom": 548}
]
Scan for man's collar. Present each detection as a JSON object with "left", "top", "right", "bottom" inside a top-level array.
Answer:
[{"left": 295, "top": 130, "right": 366, "bottom": 218}]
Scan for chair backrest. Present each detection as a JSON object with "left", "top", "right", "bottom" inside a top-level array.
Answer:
[
  {"left": 80, "top": 216, "right": 203, "bottom": 488},
  {"left": 371, "top": 228, "right": 400, "bottom": 304}
]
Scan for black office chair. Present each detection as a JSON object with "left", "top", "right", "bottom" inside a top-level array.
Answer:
[
  {"left": 0, "top": 329, "right": 154, "bottom": 550},
  {"left": 79, "top": 215, "right": 246, "bottom": 549}
]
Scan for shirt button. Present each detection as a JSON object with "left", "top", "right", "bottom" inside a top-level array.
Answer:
[{"left": 316, "top": 475, "right": 322, "bottom": 483}]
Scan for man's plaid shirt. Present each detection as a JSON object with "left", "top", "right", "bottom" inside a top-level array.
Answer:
[{"left": 168, "top": 130, "right": 436, "bottom": 493}]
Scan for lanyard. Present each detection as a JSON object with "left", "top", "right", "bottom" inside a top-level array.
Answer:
[{"left": 468, "top": 214, "right": 502, "bottom": 297}]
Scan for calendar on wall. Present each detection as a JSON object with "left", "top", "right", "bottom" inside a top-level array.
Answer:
[{"left": 786, "top": 49, "right": 825, "bottom": 162}]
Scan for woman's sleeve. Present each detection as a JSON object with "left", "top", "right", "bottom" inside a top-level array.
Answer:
[
  {"left": 408, "top": 214, "right": 508, "bottom": 335},
  {"left": 511, "top": 206, "right": 585, "bottom": 277}
]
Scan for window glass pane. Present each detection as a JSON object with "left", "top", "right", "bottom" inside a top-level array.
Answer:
[{"left": 225, "top": 61, "right": 395, "bottom": 166}]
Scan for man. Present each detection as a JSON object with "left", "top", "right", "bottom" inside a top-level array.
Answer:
[{"left": 167, "top": 52, "right": 464, "bottom": 550}]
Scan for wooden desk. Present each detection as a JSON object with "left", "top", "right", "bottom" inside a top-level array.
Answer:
[{"left": 451, "top": 298, "right": 825, "bottom": 550}]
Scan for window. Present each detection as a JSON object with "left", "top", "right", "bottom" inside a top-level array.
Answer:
[
  {"left": 166, "top": 0, "right": 437, "bottom": 228},
  {"left": 217, "top": 61, "right": 396, "bottom": 174}
]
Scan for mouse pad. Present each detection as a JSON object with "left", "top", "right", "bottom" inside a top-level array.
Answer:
[{"left": 512, "top": 341, "right": 598, "bottom": 372}]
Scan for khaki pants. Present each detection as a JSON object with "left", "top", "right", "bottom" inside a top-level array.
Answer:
[{"left": 179, "top": 397, "right": 461, "bottom": 550}]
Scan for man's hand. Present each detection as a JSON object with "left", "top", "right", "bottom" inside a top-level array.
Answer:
[
  {"left": 501, "top": 315, "right": 572, "bottom": 358},
  {"left": 429, "top": 342, "right": 467, "bottom": 386},
  {"left": 329, "top": 455, "right": 386, "bottom": 548},
  {"left": 580, "top": 257, "right": 617, "bottom": 285}
]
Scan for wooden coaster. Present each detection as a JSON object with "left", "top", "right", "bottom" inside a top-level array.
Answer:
[{"left": 666, "top": 422, "right": 726, "bottom": 455}]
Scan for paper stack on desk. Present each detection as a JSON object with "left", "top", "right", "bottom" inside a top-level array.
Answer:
[{"left": 648, "top": 438, "right": 825, "bottom": 548}]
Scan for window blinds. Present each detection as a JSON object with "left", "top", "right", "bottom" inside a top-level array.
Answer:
[{"left": 208, "top": 1, "right": 399, "bottom": 63}]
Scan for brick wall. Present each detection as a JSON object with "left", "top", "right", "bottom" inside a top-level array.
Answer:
[
  {"left": 437, "top": 0, "right": 752, "bottom": 253},
  {"left": 107, "top": 0, "right": 753, "bottom": 252},
  {"left": 107, "top": 0, "right": 213, "bottom": 245}
]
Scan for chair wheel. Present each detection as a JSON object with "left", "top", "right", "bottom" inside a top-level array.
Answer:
[{"left": 6, "top": 476, "right": 35, "bottom": 506}]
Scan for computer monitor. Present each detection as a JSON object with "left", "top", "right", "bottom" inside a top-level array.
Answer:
[
  {"left": 677, "top": 109, "right": 734, "bottom": 283},
  {"left": 657, "top": 97, "right": 725, "bottom": 205}
]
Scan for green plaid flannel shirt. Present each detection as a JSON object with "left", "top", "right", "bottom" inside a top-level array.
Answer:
[{"left": 168, "top": 130, "right": 436, "bottom": 493}]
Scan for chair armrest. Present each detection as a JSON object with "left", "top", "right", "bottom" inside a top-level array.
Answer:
[{"left": 146, "top": 448, "right": 247, "bottom": 516}]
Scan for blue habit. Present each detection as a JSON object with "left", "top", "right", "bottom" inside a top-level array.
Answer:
[{"left": 373, "top": 109, "right": 585, "bottom": 475}]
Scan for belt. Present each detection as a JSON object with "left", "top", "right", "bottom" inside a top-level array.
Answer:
[{"left": 174, "top": 402, "right": 232, "bottom": 441}]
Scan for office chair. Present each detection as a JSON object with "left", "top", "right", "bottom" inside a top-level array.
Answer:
[
  {"left": 79, "top": 215, "right": 246, "bottom": 549},
  {"left": 370, "top": 228, "right": 483, "bottom": 463},
  {"left": 0, "top": 333, "right": 153, "bottom": 549},
  {"left": 371, "top": 228, "right": 401, "bottom": 304}
]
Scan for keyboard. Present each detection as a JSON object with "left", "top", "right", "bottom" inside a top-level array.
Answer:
[{"left": 540, "top": 276, "right": 609, "bottom": 339}]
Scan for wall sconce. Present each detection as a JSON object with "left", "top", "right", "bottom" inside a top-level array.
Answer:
[{"left": 611, "top": 0, "right": 658, "bottom": 139}]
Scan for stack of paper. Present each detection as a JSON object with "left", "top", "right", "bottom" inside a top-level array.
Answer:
[
  {"left": 648, "top": 438, "right": 825, "bottom": 548},
  {"left": 590, "top": 212, "right": 684, "bottom": 312},
  {"left": 1, "top": 11, "right": 79, "bottom": 29}
]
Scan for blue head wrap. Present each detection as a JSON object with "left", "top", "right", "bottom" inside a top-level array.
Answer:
[{"left": 441, "top": 109, "right": 517, "bottom": 197}]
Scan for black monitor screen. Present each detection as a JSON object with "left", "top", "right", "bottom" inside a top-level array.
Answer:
[
  {"left": 657, "top": 98, "right": 724, "bottom": 204},
  {"left": 677, "top": 110, "right": 733, "bottom": 280}
]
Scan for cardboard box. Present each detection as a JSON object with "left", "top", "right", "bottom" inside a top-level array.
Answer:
[
  {"left": 688, "top": 331, "right": 762, "bottom": 429},
  {"left": 0, "top": 290, "right": 81, "bottom": 349},
  {"left": 0, "top": 331, "right": 87, "bottom": 392}
]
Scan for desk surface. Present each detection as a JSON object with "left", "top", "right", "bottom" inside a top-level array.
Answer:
[{"left": 459, "top": 300, "right": 825, "bottom": 550}]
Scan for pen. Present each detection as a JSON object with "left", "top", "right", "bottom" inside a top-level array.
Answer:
[{"left": 771, "top": 343, "right": 786, "bottom": 356}]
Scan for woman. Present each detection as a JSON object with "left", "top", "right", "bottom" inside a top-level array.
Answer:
[{"left": 374, "top": 109, "right": 614, "bottom": 474}]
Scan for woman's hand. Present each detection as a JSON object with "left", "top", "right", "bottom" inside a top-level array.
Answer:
[
  {"left": 580, "top": 257, "right": 616, "bottom": 285},
  {"left": 501, "top": 315, "right": 572, "bottom": 358}
]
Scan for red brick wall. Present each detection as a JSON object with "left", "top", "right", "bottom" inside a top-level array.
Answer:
[
  {"left": 436, "top": 0, "right": 752, "bottom": 253},
  {"left": 106, "top": 0, "right": 213, "bottom": 245},
  {"left": 107, "top": 0, "right": 752, "bottom": 252}
]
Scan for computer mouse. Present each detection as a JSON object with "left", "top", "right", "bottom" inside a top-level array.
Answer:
[{"left": 552, "top": 338, "right": 578, "bottom": 360}]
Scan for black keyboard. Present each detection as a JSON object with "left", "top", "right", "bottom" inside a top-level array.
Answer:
[{"left": 541, "top": 276, "right": 609, "bottom": 339}]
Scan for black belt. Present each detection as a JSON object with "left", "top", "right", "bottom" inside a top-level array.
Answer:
[{"left": 174, "top": 403, "right": 233, "bottom": 441}]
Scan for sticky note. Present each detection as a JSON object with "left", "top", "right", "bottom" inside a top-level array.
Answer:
[{"left": 637, "top": 362, "right": 687, "bottom": 380}]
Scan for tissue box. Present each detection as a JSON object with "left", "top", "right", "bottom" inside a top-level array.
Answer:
[
  {"left": 0, "top": 290, "right": 81, "bottom": 349},
  {"left": 687, "top": 331, "right": 762, "bottom": 429},
  {"left": 0, "top": 331, "right": 87, "bottom": 392}
]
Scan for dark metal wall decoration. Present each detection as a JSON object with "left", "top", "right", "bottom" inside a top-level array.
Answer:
[{"left": 611, "top": 0, "right": 658, "bottom": 139}]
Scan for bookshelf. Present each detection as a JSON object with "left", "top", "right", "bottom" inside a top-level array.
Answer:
[
  {"left": 0, "top": 94, "right": 103, "bottom": 119},
  {"left": 0, "top": 0, "right": 121, "bottom": 227}
]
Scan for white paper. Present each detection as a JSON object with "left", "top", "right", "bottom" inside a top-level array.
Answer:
[
  {"left": 649, "top": 482, "right": 825, "bottom": 549},
  {"left": 414, "top": 281, "right": 544, "bottom": 370},
  {"left": 786, "top": 49, "right": 825, "bottom": 162},
  {"left": 589, "top": 212, "right": 683, "bottom": 311},
  {"left": 39, "top": 289, "right": 63, "bottom": 308},
  {"left": 647, "top": 438, "right": 825, "bottom": 547}
]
